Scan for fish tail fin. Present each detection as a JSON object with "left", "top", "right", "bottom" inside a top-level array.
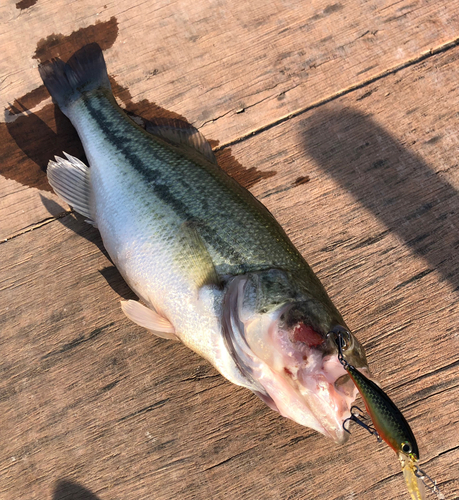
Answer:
[{"left": 38, "top": 43, "right": 111, "bottom": 115}]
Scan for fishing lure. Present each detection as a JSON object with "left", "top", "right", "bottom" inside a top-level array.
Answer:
[{"left": 329, "top": 327, "right": 445, "bottom": 500}]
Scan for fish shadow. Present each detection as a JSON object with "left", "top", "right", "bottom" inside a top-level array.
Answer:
[
  {"left": 53, "top": 479, "right": 101, "bottom": 500},
  {"left": 302, "top": 106, "right": 459, "bottom": 292},
  {"left": 39, "top": 203, "right": 136, "bottom": 301},
  {"left": 5, "top": 102, "right": 133, "bottom": 297},
  {"left": 4, "top": 103, "right": 86, "bottom": 192},
  {"left": 4, "top": 39, "right": 275, "bottom": 300}
]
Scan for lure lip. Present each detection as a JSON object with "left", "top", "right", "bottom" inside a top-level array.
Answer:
[{"left": 399, "top": 452, "right": 427, "bottom": 500}]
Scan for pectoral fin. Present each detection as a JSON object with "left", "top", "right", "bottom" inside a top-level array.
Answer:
[
  {"left": 178, "top": 220, "right": 219, "bottom": 288},
  {"left": 120, "top": 300, "right": 179, "bottom": 340}
]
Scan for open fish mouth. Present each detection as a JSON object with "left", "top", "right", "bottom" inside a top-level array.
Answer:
[
  {"left": 253, "top": 349, "right": 360, "bottom": 443},
  {"left": 221, "top": 275, "right": 364, "bottom": 443}
]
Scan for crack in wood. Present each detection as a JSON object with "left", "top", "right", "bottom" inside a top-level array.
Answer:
[
  {"left": 180, "top": 373, "right": 222, "bottom": 383},
  {"left": 390, "top": 359, "right": 459, "bottom": 393},
  {"left": 100, "top": 379, "right": 121, "bottom": 393},
  {"left": 41, "top": 323, "right": 115, "bottom": 359},
  {"left": 407, "top": 383, "right": 459, "bottom": 408},
  {"left": 203, "top": 446, "right": 257, "bottom": 471},
  {"left": 437, "top": 444, "right": 459, "bottom": 457},
  {"left": 1, "top": 210, "right": 72, "bottom": 244},
  {"left": 213, "top": 36, "right": 459, "bottom": 153},
  {"left": 393, "top": 268, "right": 435, "bottom": 290},
  {"left": 117, "top": 398, "right": 170, "bottom": 423}
]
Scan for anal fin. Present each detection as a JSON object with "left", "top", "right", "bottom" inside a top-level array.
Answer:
[
  {"left": 47, "top": 152, "right": 93, "bottom": 221},
  {"left": 120, "top": 300, "right": 179, "bottom": 340}
]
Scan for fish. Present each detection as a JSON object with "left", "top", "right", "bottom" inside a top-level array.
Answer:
[
  {"left": 38, "top": 43, "right": 370, "bottom": 444},
  {"left": 335, "top": 332, "right": 444, "bottom": 500}
]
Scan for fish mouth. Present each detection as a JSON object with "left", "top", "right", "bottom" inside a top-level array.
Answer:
[
  {"left": 259, "top": 352, "right": 359, "bottom": 444},
  {"left": 221, "top": 298, "right": 359, "bottom": 441},
  {"left": 237, "top": 348, "right": 359, "bottom": 443},
  {"left": 221, "top": 275, "right": 368, "bottom": 442}
]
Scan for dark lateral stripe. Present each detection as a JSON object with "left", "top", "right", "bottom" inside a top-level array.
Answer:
[
  {"left": 85, "top": 97, "right": 193, "bottom": 217},
  {"left": 83, "top": 96, "right": 246, "bottom": 266}
]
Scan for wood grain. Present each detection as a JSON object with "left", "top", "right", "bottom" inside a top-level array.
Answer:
[
  {"left": 2, "top": 0, "right": 459, "bottom": 235},
  {"left": 1, "top": 0, "right": 459, "bottom": 144},
  {"left": 1, "top": 1, "right": 459, "bottom": 499}
]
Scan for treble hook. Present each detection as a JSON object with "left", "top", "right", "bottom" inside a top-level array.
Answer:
[
  {"left": 343, "top": 405, "right": 382, "bottom": 443},
  {"left": 414, "top": 464, "right": 446, "bottom": 500},
  {"left": 329, "top": 328, "right": 382, "bottom": 444},
  {"left": 329, "top": 328, "right": 445, "bottom": 499}
]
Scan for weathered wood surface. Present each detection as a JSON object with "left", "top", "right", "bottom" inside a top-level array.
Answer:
[
  {"left": 1, "top": 0, "right": 458, "bottom": 499},
  {"left": 2, "top": 0, "right": 459, "bottom": 238}
]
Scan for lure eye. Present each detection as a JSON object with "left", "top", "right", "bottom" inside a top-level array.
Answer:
[{"left": 401, "top": 441, "right": 412, "bottom": 454}]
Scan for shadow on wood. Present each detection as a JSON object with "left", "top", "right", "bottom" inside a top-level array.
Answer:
[
  {"left": 53, "top": 479, "right": 101, "bottom": 500},
  {"left": 302, "top": 107, "right": 459, "bottom": 295}
]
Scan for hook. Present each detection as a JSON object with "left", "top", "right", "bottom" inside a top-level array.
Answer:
[
  {"left": 343, "top": 406, "right": 382, "bottom": 443},
  {"left": 327, "top": 326, "right": 351, "bottom": 369},
  {"left": 415, "top": 465, "right": 445, "bottom": 500}
]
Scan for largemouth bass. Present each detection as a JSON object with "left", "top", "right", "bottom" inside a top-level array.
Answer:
[{"left": 39, "top": 43, "right": 370, "bottom": 443}]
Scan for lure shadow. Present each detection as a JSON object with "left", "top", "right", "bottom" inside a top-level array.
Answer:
[
  {"left": 53, "top": 479, "right": 101, "bottom": 500},
  {"left": 302, "top": 106, "right": 459, "bottom": 293}
]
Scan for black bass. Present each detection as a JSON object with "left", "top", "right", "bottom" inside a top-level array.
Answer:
[{"left": 39, "top": 43, "right": 370, "bottom": 443}]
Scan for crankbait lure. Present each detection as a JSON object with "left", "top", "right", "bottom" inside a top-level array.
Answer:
[{"left": 329, "top": 327, "right": 445, "bottom": 500}]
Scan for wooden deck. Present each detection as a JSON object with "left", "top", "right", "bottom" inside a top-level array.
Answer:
[{"left": 1, "top": 1, "right": 459, "bottom": 499}]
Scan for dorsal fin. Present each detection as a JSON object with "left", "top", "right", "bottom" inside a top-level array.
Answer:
[{"left": 145, "top": 118, "right": 217, "bottom": 165}]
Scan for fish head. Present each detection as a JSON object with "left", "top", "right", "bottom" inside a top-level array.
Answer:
[{"left": 223, "top": 272, "right": 370, "bottom": 443}]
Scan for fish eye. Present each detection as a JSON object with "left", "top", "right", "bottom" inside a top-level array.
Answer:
[{"left": 401, "top": 441, "right": 412, "bottom": 454}]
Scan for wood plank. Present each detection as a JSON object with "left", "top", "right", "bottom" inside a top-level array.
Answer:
[
  {"left": 1, "top": 44, "right": 459, "bottom": 499},
  {"left": 2, "top": 0, "right": 459, "bottom": 144},
  {"left": 2, "top": 218, "right": 457, "bottom": 500},
  {"left": 2, "top": 0, "right": 459, "bottom": 235}
]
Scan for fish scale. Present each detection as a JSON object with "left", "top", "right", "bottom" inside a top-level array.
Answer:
[{"left": 79, "top": 90, "right": 304, "bottom": 276}]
